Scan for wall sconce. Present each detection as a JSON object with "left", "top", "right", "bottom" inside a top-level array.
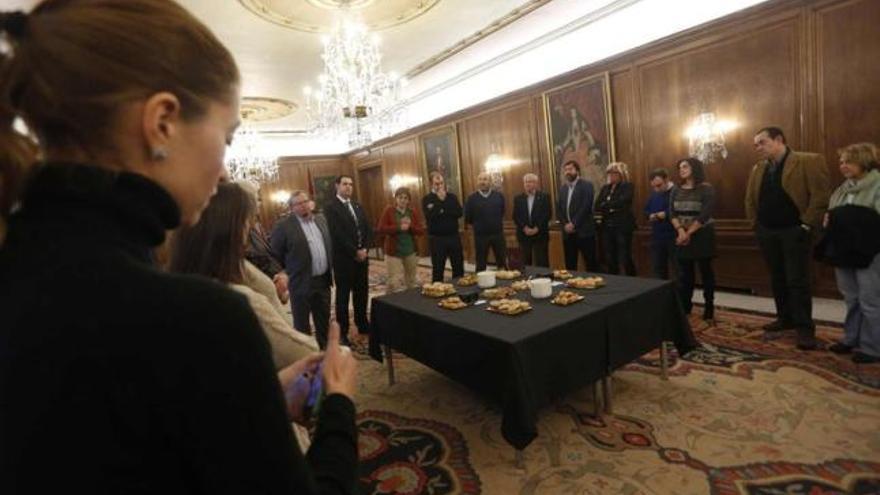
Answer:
[
  {"left": 684, "top": 112, "right": 738, "bottom": 164},
  {"left": 270, "top": 190, "right": 291, "bottom": 205},
  {"left": 484, "top": 143, "right": 514, "bottom": 190},
  {"left": 388, "top": 174, "right": 419, "bottom": 192}
]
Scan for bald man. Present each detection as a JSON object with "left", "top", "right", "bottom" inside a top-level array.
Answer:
[{"left": 464, "top": 172, "right": 507, "bottom": 271}]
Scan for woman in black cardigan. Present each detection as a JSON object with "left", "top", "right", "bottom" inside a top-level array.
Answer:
[
  {"left": 0, "top": 3, "right": 357, "bottom": 494},
  {"left": 595, "top": 162, "right": 637, "bottom": 275}
]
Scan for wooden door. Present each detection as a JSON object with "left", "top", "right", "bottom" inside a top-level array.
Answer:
[{"left": 356, "top": 165, "right": 385, "bottom": 249}]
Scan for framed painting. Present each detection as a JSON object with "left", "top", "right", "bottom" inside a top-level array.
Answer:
[
  {"left": 311, "top": 174, "right": 337, "bottom": 212},
  {"left": 419, "top": 126, "right": 462, "bottom": 200},
  {"left": 543, "top": 72, "right": 615, "bottom": 197}
]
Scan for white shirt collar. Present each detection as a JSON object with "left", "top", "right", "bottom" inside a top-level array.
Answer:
[{"left": 336, "top": 194, "right": 350, "bottom": 204}]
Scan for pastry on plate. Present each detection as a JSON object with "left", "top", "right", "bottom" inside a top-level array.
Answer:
[
  {"left": 551, "top": 290, "right": 584, "bottom": 306},
  {"left": 495, "top": 269, "right": 522, "bottom": 280},
  {"left": 457, "top": 274, "right": 478, "bottom": 286},
  {"left": 552, "top": 269, "right": 573, "bottom": 280},
  {"left": 438, "top": 296, "right": 468, "bottom": 309},
  {"left": 510, "top": 280, "right": 529, "bottom": 291},
  {"left": 487, "top": 298, "right": 532, "bottom": 315},
  {"left": 481, "top": 286, "right": 517, "bottom": 300},
  {"left": 421, "top": 282, "right": 456, "bottom": 297}
]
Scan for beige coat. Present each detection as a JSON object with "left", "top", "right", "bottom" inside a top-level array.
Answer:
[{"left": 744, "top": 150, "right": 831, "bottom": 229}]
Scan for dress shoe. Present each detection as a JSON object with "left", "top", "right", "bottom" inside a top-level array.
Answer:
[
  {"left": 702, "top": 304, "right": 715, "bottom": 323},
  {"left": 852, "top": 352, "right": 880, "bottom": 364},
  {"left": 827, "top": 342, "right": 854, "bottom": 354},
  {"left": 762, "top": 320, "right": 796, "bottom": 332},
  {"left": 796, "top": 333, "right": 819, "bottom": 351}
]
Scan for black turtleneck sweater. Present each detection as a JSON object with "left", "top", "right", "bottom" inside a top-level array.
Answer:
[{"left": 0, "top": 163, "right": 357, "bottom": 494}]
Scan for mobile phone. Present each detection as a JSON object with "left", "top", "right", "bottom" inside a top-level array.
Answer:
[{"left": 302, "top": 362, "right": 325, "bottom": 420}]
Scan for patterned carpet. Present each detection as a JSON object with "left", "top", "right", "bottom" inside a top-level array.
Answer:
[{"left": 337, "top": 261, "right": 880, "bottom": 494}]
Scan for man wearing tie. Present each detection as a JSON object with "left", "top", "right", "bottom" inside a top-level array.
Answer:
[
  {"left": 557, "top": 160, "right": 598, "bottom": 271},
  {"left": 325, "top": 175, "right": 373, "bottom": 342},
  {"left": 513, "top": 173, "right": 552, "bottom": 267},
  {"left": 269, "top": 190, "right": 334, "bottom": 348}
]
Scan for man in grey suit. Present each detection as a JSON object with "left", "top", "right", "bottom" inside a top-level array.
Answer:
[{"left": 270, "top": 190, "right": 336, "bottom": 349}]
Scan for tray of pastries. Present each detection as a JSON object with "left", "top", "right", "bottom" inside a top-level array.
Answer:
[
  {"left": 438, "top": 295, "right": 468, "bottom": 310},
  {"left": 510, "top": 280, "right": 530, "bottom": 291},
  {"left": 551, "top": 290, "right": 584, "bottom": 306},
  {"left": 457, "top": 273, "right": 478, "bottom": 286},
  {"left": 565, "top": 276, "right": 606, "bottom": 290},
  {"left": 495, "top": 269, "right": 522, "bottom": 280},
  {"left": 421, "top": 282, "right": 457, "bottom": 297},
  {"left": 487, "top": 298, "right": 532, "bottom": 316},
  {"left": 552, "top": 269, "right": 574, "bottom": 280},
  {"left": 481, "top": 286, "right": 517, "bottom": 300}
]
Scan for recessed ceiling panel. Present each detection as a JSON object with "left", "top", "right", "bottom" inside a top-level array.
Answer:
[{"left": 238, "top": 0, "right": 442, "bottom": 33}]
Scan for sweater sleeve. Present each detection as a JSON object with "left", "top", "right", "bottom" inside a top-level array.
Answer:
[
  {"left": 176, "top": 292, "right": 356, "bottom": 494},
  {"left": 375, "top": 206, "right": 398, "bottom": 235},
  {"left": 697, "top": 184, "right": 716, "bottom": 225}
]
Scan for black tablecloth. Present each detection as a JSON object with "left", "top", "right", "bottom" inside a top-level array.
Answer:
[{"left": 369, "top": 267, "right": 696, "bottom": 449}]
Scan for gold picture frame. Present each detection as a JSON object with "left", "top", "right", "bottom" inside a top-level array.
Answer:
[
  {"left": 418, "top": 125, "right": 463, "bottom": 200},
  {"left": 542, "top": 72, "right": 615, "bottom": 200}
]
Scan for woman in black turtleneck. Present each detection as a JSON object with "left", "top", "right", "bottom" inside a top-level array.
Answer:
[{"left": 0, "top": 2, "right": 357, "bottom": 494}]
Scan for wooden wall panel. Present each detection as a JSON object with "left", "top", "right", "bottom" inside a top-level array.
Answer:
[
  {"left": 816, "top": 0, "right": 880, "bottom": 181},
  {"left": 636, "top": 19, "right": 801, "bottom": 222},
  {"left": 334, "top": 0, "right": 875, "bottom": 296}
]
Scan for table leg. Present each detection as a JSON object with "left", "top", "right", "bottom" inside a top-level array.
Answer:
[
  {"left": 384, "top": 345, "right": 395, "bottom": 386},
  {"left": 515, "top": 449, "right": 525, "bottom": 469},
  {"left": 592, "top": 380, "right": 602, "bottom": 417},
  {"left": 602, "top": 375, "right": 613, "bottom": 414},
  {"left": 660, "top": 341, "right": 669, "bottom": 381}
]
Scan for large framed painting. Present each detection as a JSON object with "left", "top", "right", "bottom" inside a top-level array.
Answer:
[
  {"left": 311, "top": 174, "right": 337, "bottom": 212},
  {"left": 543, "top": 72, "right": 615, "bottom": 197},
  {"left": 419, "top": 126, "right": 462, "bottom": 199}
]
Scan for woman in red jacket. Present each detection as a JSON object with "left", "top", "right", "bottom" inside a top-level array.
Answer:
[{"left": 377, "top": 187, "right": 426, "bottom": 293}]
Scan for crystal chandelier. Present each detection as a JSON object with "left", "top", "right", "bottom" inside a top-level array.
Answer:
[
  {"left": 224, "top": 127, "right": 279, "bottom": 184},
  {"left": 685, "top": 112, "right": 737, "bottom": 164},
  {"left": 303, "top": 19, "right": 406, "bottom": 148}
]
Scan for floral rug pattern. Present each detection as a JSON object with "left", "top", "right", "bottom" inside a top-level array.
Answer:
[{"left": 333, "top": 262, "right": 880, "bottom": 494}]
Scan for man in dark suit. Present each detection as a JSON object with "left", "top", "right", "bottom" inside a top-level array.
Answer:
[
  {"left": 557, "top": 160, "right": 598, "bottom": 271},
  {"left": 745, "top": 126, "right": 830, "bottom": 350},
  {"left": 324, "top": 174, "right": 373, "bottom": 340},
  {"left": 513, "top": 173, "right": 552, "bottom": 267},
  {"left": 269, "top": 190, "right": 334, "bottom": 348}
]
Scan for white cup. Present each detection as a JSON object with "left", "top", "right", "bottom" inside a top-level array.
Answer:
[
  {"left": 477, "top": 271, "right": 496, "bottom": 288},
  {"left": 529, "top": 278, "right": 552, "bottom": 299}
]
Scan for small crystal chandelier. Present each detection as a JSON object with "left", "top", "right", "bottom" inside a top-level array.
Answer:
[
  {"left": 685, "top": 112, "right": 737, "bottom": 164},
  {"left": 224, "top": 127, "right": 279, "bottom": 184},
  {"left": 303, "top": 19, "right": 406, "bottom": 148}
]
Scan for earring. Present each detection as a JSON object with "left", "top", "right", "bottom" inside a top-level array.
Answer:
[{"left": 151, "top": 148, "right": 168, "bottom": 161}]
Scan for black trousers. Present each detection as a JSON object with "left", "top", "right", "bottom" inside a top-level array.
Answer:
[
  {"left": 474, "top": 233, "right": 508, "bottom": 272},
  {"left": 429, "top": 234, "right": 464, "bottom": 282},
  {"left": 334, "top": 259, "right": 370, "bottom": 336},
  {"left": 649, "top": 238, "right": 676, "bottom": 280},
  {"left": 677, "top": 257, "right": 715, "bottom": 314},
  {"left": 519, "top": 237, "right": 549, "bottom": 267},
  {"left": 291, "top": 275, "right": 331, "bottom": 349},
  {"left": 756, "top": 224, "right": 814, "bottom": 331},
  {"left": 563, "top": 234, "right": 598, "bottom": 271},
  {"left": 602, "top": 226, "right": 636, "bottom": 275}
]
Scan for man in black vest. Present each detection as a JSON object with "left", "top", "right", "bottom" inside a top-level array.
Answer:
[
  {"left": 325, "top": 175, "right": 373, "bottom": 342},
  {"left": 513, "top": 173, "right": 552, "bottom": 267}
]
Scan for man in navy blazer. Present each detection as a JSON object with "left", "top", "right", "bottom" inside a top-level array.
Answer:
[
  {"left": 324, "top": 174, "right": 373, "bottom": 341},
  {"left": 270, "top": 190, "right": 334, "bottom": 348},
  {"left": 513, "top": 173, "right": 552, "bottom": 267},
  {"left": 557, "top": 160, "right": 598, "bottom": 271}
]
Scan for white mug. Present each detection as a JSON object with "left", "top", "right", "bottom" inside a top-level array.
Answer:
[
  {"left": 529, "top": 278, "right": 552, "bottom": 299},
  {"left": 477, "top": 271, "right": 496, "bottom": 288}
]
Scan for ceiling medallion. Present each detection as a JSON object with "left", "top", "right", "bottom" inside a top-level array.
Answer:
[
  {"left": 239, "top": 97, "right": 298, "bottom": 123},
  {"left": 238, "top": 0, "right": 441, "bottom": 33}
]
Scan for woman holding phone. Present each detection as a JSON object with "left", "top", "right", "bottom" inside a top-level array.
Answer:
[{"left": 0, "top": 2, "right": 357, "bottom": 493}]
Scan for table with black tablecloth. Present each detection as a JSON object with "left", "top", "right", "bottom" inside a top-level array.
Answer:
[{"left": 368, "top": 267, "right": 697, "bottom": 450}]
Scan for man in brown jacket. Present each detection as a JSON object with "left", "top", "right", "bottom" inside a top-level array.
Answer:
[{"left": 745, "top": 127, "right": 830, "bottom": 350}]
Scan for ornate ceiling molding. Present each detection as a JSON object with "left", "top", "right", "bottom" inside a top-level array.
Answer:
[
  {"left": 240, "top": 97, "right": 299, "bottom": 123},
  {"left": 238, "top": 0, "right": 441, "bottom": 33},
  {"left": 405, "top": 0, "right": 553, "bottom": 79}
]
